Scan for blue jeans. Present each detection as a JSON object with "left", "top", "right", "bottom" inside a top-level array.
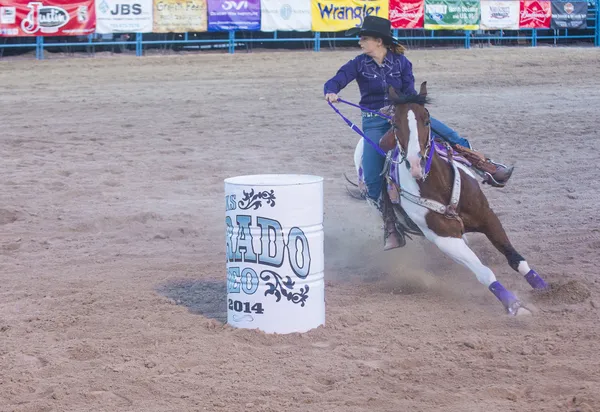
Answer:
[
  {"left": 361, "top": 113, "right": 470, "bottom": 201},
  {"left": 362, "top": 115, "right": 391, "bottom": 201},
  {"left": 430, "top": 117, "right": 472, "bottom": 149}
]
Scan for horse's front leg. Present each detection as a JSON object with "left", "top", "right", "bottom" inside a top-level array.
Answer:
[
  {"left": 423, "top": 228, "right": 531, "bottom": 316},
  {"left": 478, "top": 209, "right": 549, "bottom": 290}
]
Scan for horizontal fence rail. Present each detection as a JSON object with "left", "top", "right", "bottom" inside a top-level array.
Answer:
[{"left": 0, "top": 6, "right": 597, "bottom": 59}]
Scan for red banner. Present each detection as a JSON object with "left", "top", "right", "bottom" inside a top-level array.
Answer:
[
  {"left": 389, "top": 0, "right": 424, "bottom": 29},
  {"left": 520, "top": 0, "right": 551, "bottom": 28},
  {"left": 0, "top": 0, "right": 95, "bottom": 36}
]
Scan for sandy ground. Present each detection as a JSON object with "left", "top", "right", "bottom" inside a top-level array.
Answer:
[{"left": 1, "top": 46, "right": 600, "bottom": 412}]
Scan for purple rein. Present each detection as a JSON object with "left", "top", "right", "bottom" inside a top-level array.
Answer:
[
  {"left": 327, "top": 98, "right": 434, "bottom": 175},
  {"left": 327, "top": 99, "right": 389, "bottom": 157}
]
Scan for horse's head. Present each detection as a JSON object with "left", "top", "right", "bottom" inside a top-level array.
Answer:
[{"left": 381, "top": 82, "right": 431, "bottom": 180}]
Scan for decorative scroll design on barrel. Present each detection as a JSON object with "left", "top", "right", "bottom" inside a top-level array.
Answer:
[
  {"left": 237, "top": 189, "right": 276, "bottom": 210},
  {"left": 260, "top": 270, "right": 309, "bottom": 307}
]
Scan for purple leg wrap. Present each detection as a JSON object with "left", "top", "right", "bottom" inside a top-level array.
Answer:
[
  {"left": 525, "top": 269, "right": 548, "bottom": 290},
  {"left": 489, "top": 281, "right": 518, "bottom": 310}
]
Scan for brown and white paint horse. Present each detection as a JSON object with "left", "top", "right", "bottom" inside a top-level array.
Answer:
[{"left": 358, "top": 82, "right": 549, "bottom": 316}]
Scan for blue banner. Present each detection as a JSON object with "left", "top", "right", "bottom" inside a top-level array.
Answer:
[
  {"left": 207, "top": 0, "right": 261, "bottom": 31},
  {"left": 551, "top": 0, "right": 587, "bottom": 29}
]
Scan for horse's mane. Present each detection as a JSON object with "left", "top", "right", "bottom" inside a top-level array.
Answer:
[{"left": 389, "top": 93, "right": 430, "bottom": 106}]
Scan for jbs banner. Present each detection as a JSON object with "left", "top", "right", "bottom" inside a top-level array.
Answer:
[
  {"left": 0, "top": 0, "right": 95, "bottom": 36},
  {"left": 261, "top": 0, "right": 311, "bottom": 32},
  {"left": 519, "top": 0, "right": 551, "bottom": 28},
  {"left": 311, "top": 0, "right": 389, "bottom": 32},
  {"left": 551, "top": 0, "right": 587, "bottom": 29},
  {"left": 389, "top": 0, "right": 424, "bottom": 29},
  {"left": 480, "top": 0, "right": 519, "bottom": 29},
  {"left": 207, "top": 0, "right": 260, "bottom": 31},
  {"left": 153, "top": 0, "right": 207, "bottom": 33},
  {"left": 95, "top": 0, "right": 153, "bottom": 33},
  {"left": 424, "top": 0, "right": 480, "bottom": 30}
]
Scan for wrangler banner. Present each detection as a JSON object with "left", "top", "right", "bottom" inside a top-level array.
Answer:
[
  {"left": 153, "top": 0, "right": 207, "bottom": 33},
  {"left": 551, "top": 0, "right": 587, "bottom": 29},
  {"left": 311, "top": 0, "right": 389, "bottom": 32},
  {"left": 424, "top": 0, "right": 480, "bottom": 30},
  {"left": 480, "top": 0, "right": 519, "bottom": 29},
  {"left": 519, "top": 0, "right": 551, "bottom": 28},
  {"left": 0, "top": 0, "right": 95, "bottom": 36},
  {"left": 389, "top": 0, "right": 424, "bottom": 29}
]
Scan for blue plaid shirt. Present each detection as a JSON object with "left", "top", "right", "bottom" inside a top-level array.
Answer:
[{"left": 323, "top": 51, "right": 417, "bottom": 110}]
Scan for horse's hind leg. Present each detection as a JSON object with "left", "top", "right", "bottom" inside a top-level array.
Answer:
[
  {"left": 481, "top": 210, "right": 548, "bottom": 290},
  {"left": 428, "top": 233, "right": 530, "bottom": 316}
]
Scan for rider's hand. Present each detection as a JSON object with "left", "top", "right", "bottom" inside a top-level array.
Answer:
[{"left": 325, "top": 93, "right": 339, "bottom": 103}]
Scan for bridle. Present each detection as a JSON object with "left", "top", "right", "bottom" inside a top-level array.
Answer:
[{"left": 389, "top": 107, "right": 435, "bottom": 181}]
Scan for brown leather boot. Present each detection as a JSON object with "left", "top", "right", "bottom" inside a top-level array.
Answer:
[
  {"left": 384, "top": 217, "right": 405, "bottom": 250},
  {"left": 381, "top": 189, "right": 405, "bottom": 250},
  {"left": 453, "top": 144, "right": 514, "bottom": 187}
]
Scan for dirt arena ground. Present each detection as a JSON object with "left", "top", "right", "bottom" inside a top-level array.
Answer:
[{"left": 1, "top": 46, "right": 600, "bottom": 412}]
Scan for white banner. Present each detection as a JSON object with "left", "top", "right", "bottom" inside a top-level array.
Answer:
[
  {"left": 480, "top": 0, "right": 519, "bottom": 30},
  {"left": 95, "top": 0, "right": 153, "bottom": 33},
  {"left": 260, "top": 0, "right": 311, "bottom": 32}
]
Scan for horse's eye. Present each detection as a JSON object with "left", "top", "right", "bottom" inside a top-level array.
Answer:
[{"left": 424, "top": 120, "right": 431, "bottom": 126}]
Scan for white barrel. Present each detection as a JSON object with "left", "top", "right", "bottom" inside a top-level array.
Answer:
[{"left": 224, "top": 174, "right": 325, "bottom": 334}]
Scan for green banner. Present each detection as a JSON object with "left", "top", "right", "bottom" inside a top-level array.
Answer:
[{"left": 424, "top": 0, "right": 480, "bottom": 30}]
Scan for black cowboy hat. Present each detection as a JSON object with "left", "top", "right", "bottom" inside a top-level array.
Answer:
[{"left": 346, "top": 16, "right": 399, "bottom": 45}]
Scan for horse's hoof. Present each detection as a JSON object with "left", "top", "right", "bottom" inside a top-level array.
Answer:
[
  {"left": 507, "top": 301, "right": 532, "bottom": 316},
  {"left": 515, "top": 306, "right": 532, "bottom": 316}
]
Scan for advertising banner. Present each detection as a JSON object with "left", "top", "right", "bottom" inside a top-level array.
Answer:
[
  {"left": 480, "top": 0, "right": 519, "bottom": 29},
  {"left": 95, "top": 0, "right": 153, "bottom": 33},
  {"left": 0, "top": 0, "right": 95, "bottom": 36},
  {"left": 424, "top": 0, "right": 480, "bottom": 30},
  {"left": 153, "top": 0, "right": 207, "bottom": 33},
  {"left": 389, "top": 0, "right": 424, "bottom": 29},
  {"left": 519, "top": 0, "right": 551, "bottom": 28},
  {"left": 207, "top": 0, "right": 260, "bottom": 31},
  {"left": 311, "top": 0, "right": 389, "bottom": 32},
  {"left": 260, "top": 0, "right": 311, "bottom": 32},
  {"left": 551, "top": 0, "right": 587, "bottom": 29}
]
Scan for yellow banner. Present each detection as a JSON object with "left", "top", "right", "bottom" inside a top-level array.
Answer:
[
  {"left": 311, "top": 0, "right": 389, "bottom": 32},
  {"left": 153, "top": 0, "right": 207, "bottom": 33}
]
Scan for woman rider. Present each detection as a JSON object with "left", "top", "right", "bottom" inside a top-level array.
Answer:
[{"left": 324, "top": 16, "right": 514, "bottom": 250}]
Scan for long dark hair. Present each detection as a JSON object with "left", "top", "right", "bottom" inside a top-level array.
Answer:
[{"left": 384, "top": 38, "right": 406, "bottom": 55}]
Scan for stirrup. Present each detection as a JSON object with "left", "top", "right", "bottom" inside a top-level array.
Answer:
[
  {"left": 482, "top": 160, "right": 514, "bottom": 188},
  {"left": 483, "top": 172, "right": 507, "bottom": 188}
]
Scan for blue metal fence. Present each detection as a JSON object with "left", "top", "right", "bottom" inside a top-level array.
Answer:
[{"left": 1, "top": 4, "right": 597, "bottom": 60}]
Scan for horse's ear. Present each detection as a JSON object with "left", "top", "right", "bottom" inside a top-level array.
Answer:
[
  {"left": 388, "top": 86, "right": 401, "bottom": 103},
  {"left": 419, "top": 81, "right": 427, "bottom": 97}
]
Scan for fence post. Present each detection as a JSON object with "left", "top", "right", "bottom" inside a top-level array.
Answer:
[
  {"left": 314, "top": 31, "right": 320, "bottom": 52},
  {"left": 36, "top": 36, "right": 44, "bottom": 60},
  {"left": 532, "top": 29, "right": 537, "bottom": 47},
  {"left": 465, "top": 30, "right": 471, "bottom": 49},
  {"left": 229, "top": 30, "right": 235, "bottom": 54},
  {"left": 596, "top": 4, "right": 600, "bottom": 47},
  {"left": 136, "top": 33, "right": 142, "bottom": 56}
]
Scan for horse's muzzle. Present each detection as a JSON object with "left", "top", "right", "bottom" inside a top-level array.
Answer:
[{"left": 407, "top": 155, "right": 424, "bottom": 179}]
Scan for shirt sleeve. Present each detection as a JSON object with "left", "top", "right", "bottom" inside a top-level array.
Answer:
[
  {"left": 323, "top": 57, "right": 359, "bottom": 95},
  {"left": 400, "top": 56, "right": 418, "bottom": 96}
]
